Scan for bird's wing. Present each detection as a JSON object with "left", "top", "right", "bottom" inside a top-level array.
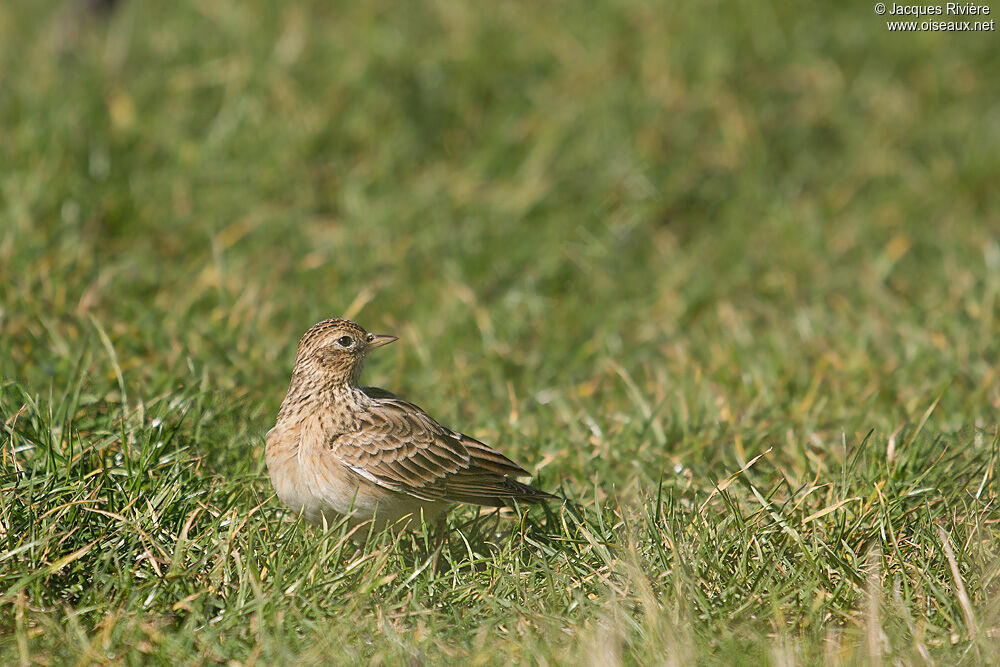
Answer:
[
  {"left": 360, "top": 386, "right": 400, "bottom": 400},
  {"left": 329, "top": 397, "right": 553, "bottom": 506}
]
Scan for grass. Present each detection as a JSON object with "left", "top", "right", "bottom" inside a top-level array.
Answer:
[{"left": 1, "top": 0, "right": 999, "bottom": 663}]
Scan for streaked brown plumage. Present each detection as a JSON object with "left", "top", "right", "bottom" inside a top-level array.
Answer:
[{"left": 265, "top": 318, "right": 553, "bottom": 529}]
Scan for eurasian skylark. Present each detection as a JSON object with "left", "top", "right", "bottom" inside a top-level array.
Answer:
[{"left": 265, "top": 318, "right": 554, "bottom": 529}]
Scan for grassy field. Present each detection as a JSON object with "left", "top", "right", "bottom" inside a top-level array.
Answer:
[{"left": 2, "top": 0, "right": 999, "bottom": 663}]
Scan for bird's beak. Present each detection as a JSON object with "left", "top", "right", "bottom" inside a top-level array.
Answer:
[{"left": 367, "top": 334, "right": 398, "bottom": 349}]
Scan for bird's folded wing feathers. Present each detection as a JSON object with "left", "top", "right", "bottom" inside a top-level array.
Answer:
[{"left": 329, "top": 397, "right": 551, "bottom": 505}]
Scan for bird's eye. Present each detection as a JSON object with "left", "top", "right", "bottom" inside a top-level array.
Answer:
[{"left": 337, "top": 336, "right": 354, "bottom": 348}]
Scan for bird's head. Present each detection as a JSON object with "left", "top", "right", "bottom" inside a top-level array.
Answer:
[{"left": 292, "top": 318, "right": 397, "bottom": 387}]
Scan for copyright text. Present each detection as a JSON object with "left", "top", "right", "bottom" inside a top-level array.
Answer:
[{"left": 875, "top": 3, "right": 995, "bottom": 29}]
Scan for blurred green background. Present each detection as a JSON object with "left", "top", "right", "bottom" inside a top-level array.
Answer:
[{"left": 1, "top": 0, "right": 998, "bottom": 663}]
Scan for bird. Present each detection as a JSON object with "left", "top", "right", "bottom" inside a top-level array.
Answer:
[{"left": 265, "top": 318, "right": 554, "bottom": 530}]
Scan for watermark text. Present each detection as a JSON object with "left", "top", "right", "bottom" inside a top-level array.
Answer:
[{"left": 875, "top": 3, "right": 995, "bottom": 30}]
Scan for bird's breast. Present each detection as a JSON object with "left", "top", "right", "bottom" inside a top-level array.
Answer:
[{"left": 265, "top": 417, "right": 443, "bottom": 528}]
